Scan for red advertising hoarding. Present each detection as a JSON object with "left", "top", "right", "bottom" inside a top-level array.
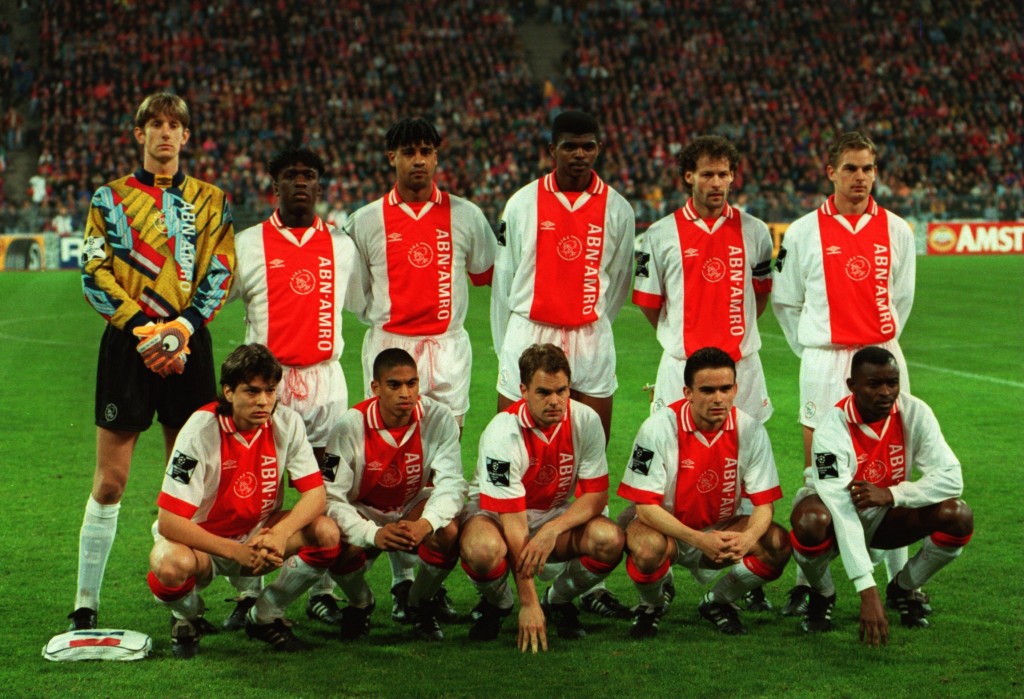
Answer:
[{"left": 927, "top": 222, "right": 1024, "bottom": 255}]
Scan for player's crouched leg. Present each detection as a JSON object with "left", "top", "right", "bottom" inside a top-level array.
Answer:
[
  {"left": 544, "top": 516, "right": 625, "bottom": 640},
  {"left": 408, "top": 520, "right": 461, "bottom": 641},
  {"left": 624, "top": 518, "right": 674, "bottom": 639},
  {"left": 329, "top": 547, "right": 376, "bottom": 641},
  {"left": 246, "top": 516, "right": 342, "bottom": 652},
  {"left": 460, "top": 514, "right": 514, "bottom": 641},
  {"left": 888, "top": 498, "right": 974, "bottom": 629},
  {"left": 147, "top": 540, "right": 218, "bottom": 660}
]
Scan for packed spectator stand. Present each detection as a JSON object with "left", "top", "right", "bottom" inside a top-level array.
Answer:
[{"left": 3, "top": 0, "right": 1021, "bottom": 234}]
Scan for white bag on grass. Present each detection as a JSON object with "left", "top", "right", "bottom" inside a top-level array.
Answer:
[{"left": 43, "top": 629, "right": 153, "bottom": 662}]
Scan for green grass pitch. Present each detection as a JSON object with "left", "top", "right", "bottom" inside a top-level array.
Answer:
[{"left": 0, "top": 254, "right": 1020, "bottom": 698}]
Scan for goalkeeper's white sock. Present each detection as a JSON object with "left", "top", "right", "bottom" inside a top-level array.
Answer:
[{"left": 76, "top": 496, "right": 119, "bottom": 610}]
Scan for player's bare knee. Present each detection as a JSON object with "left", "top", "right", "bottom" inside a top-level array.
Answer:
[
  {"left": 310, "top": 515, "right": 341, "bottom": 548},
  {"left": 759, "top": 523, "right": 792, "bottom": 569},
  {"left": 790, "top": 503, "right": 832, "bottom": 544},
  {"left": 430, "top": 520, "right": 461, "bottom": 552},
  {"left": 150, "top": 550, "right": 194, "bottom": 587},
  {"left": 92, "top": 472, "right": 127, "bottom": 504},
  {"left": 586, "top": 519, "right": 625, "bottom": 563},
  {"left": 460, "top": 531, "right": 505, "bottom": 572},
  {"left": 626, "top": 531, "right": 669, "bottom": 572},
  {"left": 937, "top": 498, "right": 974, "bottom": 537}
]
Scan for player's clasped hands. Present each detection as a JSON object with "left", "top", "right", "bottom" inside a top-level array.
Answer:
[
  {"left": 699, "top": 530, "right": 745, "bottom": 565},
  {"left": 374, "top": 521, "right": 419, "bottom": 551}
]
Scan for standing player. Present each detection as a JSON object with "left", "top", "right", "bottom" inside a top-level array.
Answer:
[
  {"left": 71, "top": 92, "right": 234, "bottom": 630},
  {"left": 618, "top": 347, "right": 789, "bottom": 638},
  {"left": 772, "top": 131, "right": 916, "bottom": 614},
  {"left": 227, "top": 146, "right": 364, "bottom": 628},
  {"left": 317, "top": 349, "right": 466, "bottom": 642},
  {"left": 789, "top": 347, "right": 972, "bottom": 646},
  {"left": 632, "top": 135, "right": 773, "bottom": 422},
  {"left": 459, "top": 344, "right": 625, "bottom": 652},
  {"left": 147, "top": 344, "right": 340, "bottom": 657},
  {"left": 345, "top": 118, "right": 495, "bottom": 620},
  {"left": 491, "top": 110, "right": 635, "bottom": 444}
]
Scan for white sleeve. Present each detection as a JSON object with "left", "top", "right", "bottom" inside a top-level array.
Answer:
[
  {"left": 631, "top": 222, "right": 665, "bottom": 306},
  {"left": 602, "top": 194, "right": 636, "bottom": 324},
  {"left": 890, "top": 215, "right": 916, "bottom": 336},
  {"left": 277, "top": 407, "right": 321, "bottom": 486},
  {"left": 810, "top": 410, "right": 876, "bottom": 591},
  {"left": 323, "top": 410, "right": 380, "bottom": 549},
  {"left": 617, "top": 412, "right": 671, "bottom": 506},
  {"left": 490, "top": 201, "right": 519, "bottom": 354},
  {"left": 343, "top": 212, "right": 373, "bottom": 324},
  {"left": 158, "top": 412, "right": 219, "bottom": 512},
  {"left": 738, "top": 416, "right": 781, "bottom": 504},
  {"left": 465, "top": 202, "right": 497, "bottom": 280},
  {"left": 476, "top": 414, "right": 528, "bottom": 512},
  {"left": 572, "top": 403, "right": 609, "bottom": 485},
  {"left": 889, "top": 398, "right": 963, "bottom": 508},
  {"left": 421, "top": 402, "right": 468, "bottom": 532},
  {"left": 335, "top": 231, "right": 368, "bottom": 318},
  {"left": 771, "top": 218, "right": 807, "bottom": 357}
]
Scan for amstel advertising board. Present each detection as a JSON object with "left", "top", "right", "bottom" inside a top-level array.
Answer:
[{"left": 927, "top": 222, "right": 1024, "bottom": 255}]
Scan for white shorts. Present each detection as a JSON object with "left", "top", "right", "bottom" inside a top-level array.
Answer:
[
  {"left": 618, "top": 504, "right": 731, "bottom": 585},
  {"left": 353, "top": 488, "right": 434, "bottom": 531},
  {"left": 792, "top": 485, "right": 889, "bottom": 546},
  {"left": 798, "top": 339, "right": 909, "bottom": 429},
  {"left": 362, "top": 326, "right": 471, "bottom": 423},
  {"left": 460, "top": 497, "right": 569, "bottom": 536},
  {"left": 150, "top": 520, "right": 259, "bottom": 580},
  {"left": 279, "top": 360, "right": 347, "bottom": 447},
  {"left": 497, "top": 314, "right": 617, "bottom": 400},
  {"left": 651, "top": 351, "right": 773, "bottom": 423}
]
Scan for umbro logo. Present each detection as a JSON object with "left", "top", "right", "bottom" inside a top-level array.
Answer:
[
  {"left": 684, "top": 248, "right": 699, "bottom": 258},
  {"left": 680, "top": 459, "right": 696, "bottom": 469},
  {"left": 268, "top": 258, "right": 286, "bottom": 269},
  {"left": 826, "top": 245, "right": 842, "bottom": 255},
  {"left": 540, "top": 220, "right": 556, "bottom": 231},
  {"left": 387, "top": 232, "right": 402, "bottom": 242}
]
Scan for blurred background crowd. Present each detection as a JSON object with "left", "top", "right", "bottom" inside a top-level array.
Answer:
[{"left": 2, "top": 0, "right": 1020, "bottom": 234}]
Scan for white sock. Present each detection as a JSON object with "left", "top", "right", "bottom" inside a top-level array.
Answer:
[
  {"left": 76, "top": 497, "right": 120, "bottom": 610},
  {"left": 633, "top": 575, "right": 668, "bottom": 608},
  {"left": 879, "top": 546, "right": 909, "bottom": 582},
  {"left": 408, "top": 563, "right": 452, "bottom": 608},
  {"left": 388, "top": 551, "right": 416, "bottom": 587},
  {"left": 792, "top": 547, "right": 838, "bottom": 597},
  {"left": 254, "top": 556, "right": 323, "bottom": 623},
  {"left": 165, "top": 589, "right": 205, "bottom": 621},
  {"left": 308, "top": 571, "right": 336, "bottom": 598},
  {"left": 468, "top": 567, "right": 514, "bottom": 609},
  {"left": 331, "top": 566, "right": 374, "bottom": 608},
  {"left": 228, "top": 575, "right": 263, "bottom": 599},
  {"left": 897, "top": 539, "right": 964, "bottom": 590},
  {"left": 549, "top": 558, "right": 610, "bottom": 605},
  {"left": 707, "top": 561, "right": 763, "bottom": 605}
]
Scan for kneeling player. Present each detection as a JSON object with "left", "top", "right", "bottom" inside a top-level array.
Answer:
[
  {"left": 618, "top": 347, "right": 790, "bottom": 638},
  {"left": 790, "top": 346, "right": 973, "bottom": 647},
  {"left": 460, "top": 344, "right": 624, "bottom": 653},
  {"left": 147, "top": 344, "right": 340, "bottom": 657},
  {"left": 319, "top": 348, "right": 466, "bottom": 642}
]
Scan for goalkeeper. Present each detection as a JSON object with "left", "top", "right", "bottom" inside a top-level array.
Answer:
[{"left": 70, "top": 92, "right": 235, "bottom": 632}]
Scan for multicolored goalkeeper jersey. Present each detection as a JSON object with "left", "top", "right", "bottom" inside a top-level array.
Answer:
[{"left": 81, "top": 169, "right": 234, "bottom": 332}]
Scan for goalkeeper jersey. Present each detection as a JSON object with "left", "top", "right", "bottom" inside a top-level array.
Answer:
[{"left": 81, "top": 168, "right": 235, "bottom": 332}]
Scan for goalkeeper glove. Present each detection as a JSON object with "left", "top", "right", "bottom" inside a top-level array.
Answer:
[{"left": 133, "top": 319, "right": 192, "bottom": 377}]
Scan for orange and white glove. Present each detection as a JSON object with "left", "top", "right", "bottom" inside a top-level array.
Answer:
[{"left": 133, "top": 319, "right": 192, "bottom": 377}]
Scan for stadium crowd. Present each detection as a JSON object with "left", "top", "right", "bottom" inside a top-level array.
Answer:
[{"left": 4, "top": 0, "right": 1021, "bottom": 232}]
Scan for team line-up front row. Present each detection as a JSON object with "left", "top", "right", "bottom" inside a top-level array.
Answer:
[
  {"left": 160, "top": 341, "right": 971, "bottom": 657},
  {"left": 68, "top": 92, "right": 973, "bottom": 657}
]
